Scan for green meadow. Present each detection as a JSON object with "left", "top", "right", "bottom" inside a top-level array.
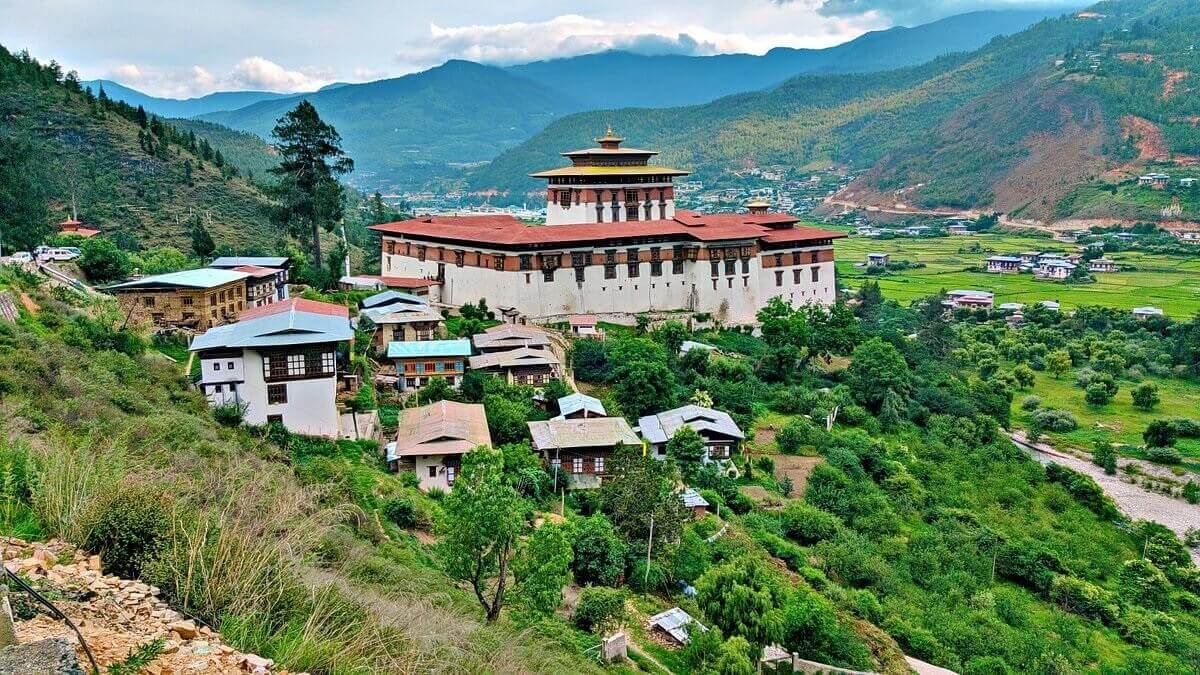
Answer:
[{"left": 833, "top": 232, "right": 1200, "bottom": 317}]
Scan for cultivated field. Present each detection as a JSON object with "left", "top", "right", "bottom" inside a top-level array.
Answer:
[{"left": 833, "top": 232, "right": 1200, "bottom": 316}]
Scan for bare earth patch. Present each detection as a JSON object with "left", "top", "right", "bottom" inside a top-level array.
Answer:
[
  {"left": 1163, "top": 70, "right": 1189, "bottom": 99},
  {"left": 773, "top": 455, "right": 825, "bottom": 498}
]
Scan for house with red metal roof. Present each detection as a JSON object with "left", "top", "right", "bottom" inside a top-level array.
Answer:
[{"left": 370, "top": 133, "right": 844, "bottom": 324}]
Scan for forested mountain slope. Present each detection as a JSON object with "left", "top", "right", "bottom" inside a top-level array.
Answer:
[
  {"left": 81, "top": 79, "right": 293, "bottom": 118},
  {"left": 473, "top": 0, "right": 1200, "bottom": 223},
  {"left": 199, "top": 60, "right": 579, "bottom": 190},
  {"left": 507, "top": 8, "right": 1070, "bottom": 109},
  {"left": 0, "top": 46, "right": 283, "bottom": 252}
]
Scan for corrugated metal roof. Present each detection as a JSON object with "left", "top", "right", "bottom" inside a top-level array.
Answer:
[
  {"left": 209, "top": 256, "right": 289, "bottom": 268},
  {"left": 392, "top": 400, "right": 491, "bottom": 458},
  {"left": 528, "top": 417, "right": 639, "bottom": 451},
  {"left": 469, "top": 347, "right": 560, "bottom": 370},
  {"left": 109, "top": 268, "right": 249, "bottom": 290},
  {"left": 190, "top": 304, "right": 353, "bottom": 351},
  {"left": 680, "top": 488, "right": 709, "bottom": 509},
  {"left": 637, "top": 405, "right": 744, "bottom": 445},
  {"left": 362, "top": 306, "right": 444, "bottom": 325},
  {"left": 558, "top": 393, "right": 605, "bottom": 418},
  {"left": 387, "top": 339, "right": 472, "bottom": 358},
  {"left": 362, "top": 290, "right": 428, "bottom": 309},
  {"left": 472, "top": 324, "right": 552, "bottom": 348},
  {"left": 649, "top": 608, "right": 706, "bottom": 644}
]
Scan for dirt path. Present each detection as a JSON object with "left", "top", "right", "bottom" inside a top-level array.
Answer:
[{"left": 1011, "top": 432, "right": 1200, "bottom": 563}]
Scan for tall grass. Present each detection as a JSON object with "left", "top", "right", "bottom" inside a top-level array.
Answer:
[{"left": 28, "top": 433, "right": 127, "bottom": 543}]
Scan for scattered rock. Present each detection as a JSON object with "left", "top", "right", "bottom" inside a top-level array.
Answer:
[
  {"left": 0, "top": 637, "right": 84, "bottom": 674},
  {"left": 167, "top": 620, "right": 199, "bottom": 640}
]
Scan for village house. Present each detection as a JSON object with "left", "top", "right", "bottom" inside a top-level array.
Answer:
[
  {"left": 1038, "top": 300, "right": 1061, "bottom": 312},
  {"left": 944, "top": 290, "right": 994, "bottom": 310},
  {"left": 387, "top": 339, "right": 471, "bottom": 391},
  {"left": 1132, "top": 306, "right": 1164, "bottom": 320},
  {"left": 998, "top": 302, "right": 1025, "bottom": 313},
  {"left": 189, "top": 298, "right": 353, "bottom": 437},
  {"left": 360, "top": 291, "right": 446, "bottom": 350},
  {"left": 568, "top": 314, "right": 602, "bottom": 338},
  {"left": 108, "top": 268, "right": 250, "bottom": 330},
  {"left": 867, "top": 253, "right": 890, "bottom": 267},
  {"left": 637, "top": 404, "right": 744, "bottom": 466},
  {"left": 1088, "top": 258, "right": 1119, "bottom": 273},
  {"left": 208, "top": 256, "right": 290, "bottom": 304},
  {"left": 1114, "top": 232, "right": 1138, "bottom": 243},
  {"left": 555, "top": 392, "right": 607, "bottom": 419},
  {"left": 1020, "top": 251, "right": 1042, "bottom": 265},
  {"left": 946, "top": 224, "right": 971, "bottom": 235},
  {"left": 468, "top": 347, "right": 561, "bottom": 386},
  {"left": 369, "top": 131, "right": 844, "bottom": 325},
  {"left": 986, "top": 256, "right": 1021, "bottom": 273},
  {"left": 528, "top": 416, "right": 641, "bottom": 488},
  {"left": 1034, "top": 259, "right": 1077, "bottom": 280},
  {"left": 856, "top": 226, "right": 883, "bottom": 237},
  {"left": 386, "top": 400, "right": 491, "bottom": 491},
  {"left": 901, "top": 225, "right": 930, "bottom": 236},
  {"left": 472, "top": 323, "right": 553, "bottom": 353},
  {"left": 1181, "top": 177, "right": 1196, "bottom": 188},
  {"left": 232, "top": 265, "right": 286, "bottom": 309},
  {"left": 1138, "top": 173, "right": 1170, "bottom": 188}
]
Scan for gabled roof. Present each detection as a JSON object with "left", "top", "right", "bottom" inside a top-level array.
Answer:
[
  {"left": 362, "top": 306, "right": 444, "bottom": 326},
  {"left": 190, "top": 300, "right": 352, "bottom": 351},
  {"left": 569, "top": 314, "right": 598, "bottom": 327},
  {"left": 557, "top": 393, "right": 606, "bottom": 418},
  {"left": 473, "top": 324, "right": 552, "bottom": 349},
  {"left": 528, "top": 417, "right": 639, "bottom": 451},
  {"left": 387, "top": 339, "right": 472, "bottom": 359},
  {"left": 353, "top": 275, "right": 440, "bottom": 289},
  {"left": 240, "top": 297, "right": 349, "bottom": 320},
  {"left": 108, "top": 268, "right": 249, "bottom": 291},
  {"left": 209, "top": 256, "right": 289, "bottom": 268},
  {"left": 648, "top": 607, "right": 707, "bottom": 645},
  {"left": 637, "top": 405, "right": 744, "bottom": 445},
  {"left": 681, "top": 488, "right": 709, "bottom": 509},
  {"left": 680, "top": 340, "right": 718, "bottom": 355},
  {"left": 389, "top": 400, "right": 491, "bottom": 459},
  {"left": 362, "top": 290, "right": 428, "bottom": 309},
  {"left": 468, "top": 347, "right": 560, "bottom": 370},
  {"left": 232, "top": 264, "right": 283, "bottom": 279}
]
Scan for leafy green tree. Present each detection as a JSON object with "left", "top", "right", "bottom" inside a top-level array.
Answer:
[
  {"left": 780, "top": 586, "right": 872, "bottom": 669},
  {"left": 613, "top": 358, "right": 677, "bottom": 419},
  {"left": 573, "top": 587, "right": 627, "bottom": 633},
  {"left": 440, "top": 447, "right": 525, "bottom": 622},
  {"left": 653, "top": 320, "right": 689, "bottom": 356},
  {"left": 1118, "top": 558, "right": 1171, "bottom": 610},
  {"left": 137, "top": 247, "right": 188, "bottom": 274},
  {"left": 1131, "top": 382, "right": 1159, "bottom": 411},
  {"left": 1084, "top": 382, "right": 1115, "bottom": 405},
  {"left": 1143, "top": 419, "right": 1177, "bottom": 448},
  {"left": 570, "top": 515, "right": 627, "bottom": 586},
  {"left": 713, "top": 636, "right": 755, "bottom": 675},
  {"left": 512, "top": 522, "right": 572, "bottom": 616},
  {"left": 1092, "top": 441, "right": 1118, "bottom": 475},
  {"left": 1012, "top": 364, "right": 1036, "bottom": 389},
  {"left": 569, "top": 339, "right": 609, "bottom": 383},
  {"left": 776, "top": 417, "right": 819, "bottom": 454},
  {"left": 846, "top": 338, "right": 911, "bottom": 413},
  {"left": 540, "top": 379, "right": 572, "bottom": 414},
  {"left": 601, "top": 444, "right": 687, "bottom": 547},
  {"left": 483, "top": 393, "right": 537, "bottom": 445},
  {"left": 696, "top": 560, "right": 785, "bottom": 649},
  {"left": 269, "top": 101, "right": 353, "bottom": 272},
  {"left": 672, "top": 527, "right": 712, "bottom": 583},
  {"left": 1046, "top": 350, "right": 1072, "bottom": 379},
  {"left": 667, "top": 426, "right": 707, "bottom": 484},
  {"left": 79, "top": 237, "right": 131, "bottom": 283}
]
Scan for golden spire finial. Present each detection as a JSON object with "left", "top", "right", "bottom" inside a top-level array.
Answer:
[{"left": 605, "top": 123, "right": 613, "bottom": 136}]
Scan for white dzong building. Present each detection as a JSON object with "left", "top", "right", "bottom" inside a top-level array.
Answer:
[{"left": 371, "top": 131, "right": 845, "bottom": 324}]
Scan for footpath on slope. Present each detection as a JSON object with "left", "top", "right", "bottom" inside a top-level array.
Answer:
[
  {"left": 1, "top": 537, "right": 290, "bottom": 674},
  {"left": 1010, "top": 432, "right": 1200, "bottom": 564}
]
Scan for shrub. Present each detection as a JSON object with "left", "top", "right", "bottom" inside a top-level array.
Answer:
[
  {"left": 779, "top": 502, "right": 842, "bottom": 545},
  {"left": 570, "top": 515, "right": 627, "bottom": 587},
  {"left": 1020, "top": 396, "right": 1041, "bottom": 411},
  {"left": 776, "top": 417, "right": 820, "bottom": 454},
  {"left": 1092, "top": 442, "right": 1118, "bottom": 475},
  {"left": 1143, "top": 420, "right": 1178, "bottom": 448},
  {"left": 382, "top": 497, "right": 416, "bottom": 528},
  {"left": 1084, "top": 382, "right": 1115, "bottom": 405},
  {"left": 1145, "top": 446, "right": 1183, "bottom": 465},
  {"left": 1119, "top": 558, "right": 1171, "bottom": 609},
  {"left": 211, "top": 401, "right": 248, "bottom": 427},
  {"left": 1130, "top": 382, "right": 1159, "bottom": 411},
  {"left": 1044, "top": 464, "right": 1120, "bottom": 520},
  {"left": 1184, "top": 482, "right": 1200, "bottom": 505},
  {"left": 573, "top": 587, "right": 626, "bottom": 633},
  {"left": 628, "top": 558, "right": 671, "bottom": 593},
  {"left": 82, "top": 483, "right": 170, "bottom": 579},
  {"left": 1030, "top": 408, "right": 1077, "bottom": 433},
  {"left": 1048, "top": 575, "right": 1119, "bottom": 624},
  {"left": 397, "top": 471, "right": 419, "bottom": 489}
]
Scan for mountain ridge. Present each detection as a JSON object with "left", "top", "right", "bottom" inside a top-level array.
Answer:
[{"left": 80, "top": 79, "right": 293, "bottom": 118}]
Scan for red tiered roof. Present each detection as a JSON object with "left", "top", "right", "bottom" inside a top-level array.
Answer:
[
  {"left": 232, "top": 264, "right": 283, "bottom": 278},
  {"left": 58, "top": 218, "right": 100, "bottom": 238},
  {"left": 368, "top": 210, "right": 844, "bottom": 248}
]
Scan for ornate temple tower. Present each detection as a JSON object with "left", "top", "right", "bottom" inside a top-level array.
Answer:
[{"left": 531, "top": 127, "right": 689, "bottom": 226}]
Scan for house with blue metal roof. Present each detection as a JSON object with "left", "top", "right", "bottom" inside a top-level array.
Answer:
[
  {"left": 188, "top": 299, "right": 353, "bottom": 438},
  {"left": 387, "top": 339, "right": 471, "bottom": 391},
  {"left": 107, "top": 268, "right": 252, "bottom": 330}
]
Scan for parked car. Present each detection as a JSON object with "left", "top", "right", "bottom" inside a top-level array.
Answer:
[
  {"left": 42, "top": 248, "right": 79, "bottom": 261},
  {"left": 62, "top": 246, "right": 81, "bottom": 256},
  {"left": 3, "top": 252, "right": 34, "bottom": 264}
]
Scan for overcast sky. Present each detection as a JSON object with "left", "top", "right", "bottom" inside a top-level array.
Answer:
[{"left": 0, "top": 0, "right": 1075, "bottom": 98}]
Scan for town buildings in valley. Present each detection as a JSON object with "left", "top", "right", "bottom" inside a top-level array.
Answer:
[
  {"left": 986, "top": 256, "right": 1021, "bottom": 273},
  {"left": 369, "top": 131, "right": 844, "bottom": 324},
  {"left": 189, "top": 298, "right": 353, "bottom": 437},
  {"left": 386, "top": 400, "right": 491, "bottom": 491},
  {"left": 637, "top": 404, "right": 744, "bottom": 466},
  {"left": 1087, "top": 258, "right": 1119, "bottom": 273},
  {"left": 1034, "top": 259, "right": 1077, "bottom": 280},
  {"left": 108, "top": 268, "right": 251, "bottom": 330},
  {"left": 944, "top": 290, "right": 994, "bottom": 310}
]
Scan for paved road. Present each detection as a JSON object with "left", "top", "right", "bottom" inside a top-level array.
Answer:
[{"left": 1011, "top": 432, "right": 1200, "bottom": 563}]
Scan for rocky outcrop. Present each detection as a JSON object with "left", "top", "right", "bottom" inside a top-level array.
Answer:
[{"left": 0, "top": 537, "right": 298, "bottom": 675}]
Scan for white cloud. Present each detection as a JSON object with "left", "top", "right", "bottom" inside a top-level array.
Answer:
[
  {"left": 104, "top": 57, "right": 334, "bottom": 98},
  {"left": 405, "top": 13, "right": 857, "bottom": 67}
]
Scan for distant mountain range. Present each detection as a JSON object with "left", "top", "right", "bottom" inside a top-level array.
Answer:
[
  {"left": 473, "top": 0, "right": 1200, "bottom": 224},
  {"left": 506, "top": 8, "right": 1075, "bottom": 110},
  {"left": 80, "top": 79, "right": 294, "bottom": 118},
  {"left": 89, "top": 7, "right": 1069, "bottom": 190}
]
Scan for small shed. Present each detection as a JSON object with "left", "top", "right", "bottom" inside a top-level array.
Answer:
[
  {"left": 648, "top": 607, "right": 707, "bottom": 646},
  {"left": 568, "top": 314, "right": 602, "bottom": 337},
  {"left": 680, "top": 488, "right": 710, "bottom": 518},
  {"left": 866, "top": 252, "right": 889, "bottom": 267}
]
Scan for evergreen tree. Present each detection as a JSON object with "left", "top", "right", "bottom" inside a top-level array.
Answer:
[
  {"left": 269, "top": 100, "right": 353, "bottom": 271},
  {"left": 190, "top": 218, "right": 215, "bottom": 259},
  {"left": 135, "top": 104, "right": 148, "bottom": 128}
]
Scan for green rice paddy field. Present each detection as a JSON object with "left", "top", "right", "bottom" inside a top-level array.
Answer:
[{"left": 833, "top": 232, "right": 1200, "bottom": 317}]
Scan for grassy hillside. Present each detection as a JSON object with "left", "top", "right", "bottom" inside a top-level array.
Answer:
[
  {"left": 0, "top": 45, "right": 283, "bottom": 252},
  {"left": 168, "top": 118, "right": 281, "bottom": 181},
  {"left": 199, "top": 60, "right": 580, "bottom": 191}
]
